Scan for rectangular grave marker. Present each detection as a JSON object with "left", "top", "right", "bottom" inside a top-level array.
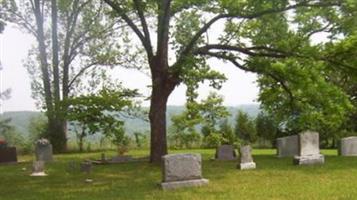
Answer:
[
  {"left": 293, "top": 131, "right": 324, "bottom": 165},
  {"left": 276, "top": 135, "right": 299, "bottom": 157},
  {"left": 238, "top": 145, "right": 256, "bottom": 170},
  {"left": 215, "top": 145, "right": 237, "bottom": 160},
  {"left": 161, "top": 154, "right": 209, "bottom": 190}
]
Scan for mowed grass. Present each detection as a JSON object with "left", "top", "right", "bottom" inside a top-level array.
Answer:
[{"left": 1, "top": 149, "right": 357, "bottom": 200}]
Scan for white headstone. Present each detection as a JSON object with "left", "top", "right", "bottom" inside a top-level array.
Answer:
[
  {"left": 293, "top": 131, "right": 324, "bottom": 165},
  {"left": 30, "top": 161, "right": 47, "bottom": 176}
]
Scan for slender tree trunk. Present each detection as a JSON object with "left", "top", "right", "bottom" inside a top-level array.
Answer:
[
  {"left": 33, "top": 0, "right": 53, "bottom": 115},
  {"left": 51, "top": 0, "right": 60, "bottom": 107},
  {"left": 79, "top": 129, "right": 84, "bottom": 152}
]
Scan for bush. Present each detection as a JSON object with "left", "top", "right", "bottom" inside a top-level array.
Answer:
[{"left": 203, "top": 132, "right": 222, "bottom": 148}]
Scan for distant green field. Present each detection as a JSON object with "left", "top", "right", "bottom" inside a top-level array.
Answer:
[{"left": 1, "top": 149, "right": 357, "bottom": 200}]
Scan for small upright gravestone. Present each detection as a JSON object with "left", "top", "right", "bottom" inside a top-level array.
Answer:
[
  {"left": 161, "top": 154, "right": 209, "bottom": 190},
  {"left": 276, "top": 135, "right": 299, "bottom": 157},
  {"left": 215, "top": 145, "right": 237, "bottom": 160},
  {"left": 31, "top": 161, "right": 47, "bottom": 176},
  {"left": 339, "top": 136, "right": 357, "bottom": 156},
  {"left": 238, "top": 145, "right": 256, "bottom": 170},
  {"left": 35, "top": 138, "right": 53, "bottom": 162},
  {"left": 293, "top": 131, "right": 324, "bottom": 165}
]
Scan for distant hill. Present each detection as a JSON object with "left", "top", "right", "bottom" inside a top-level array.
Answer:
[
  {"left": 0, "top": 111, "right": 44, "bottom": 137},
  {"left": 1, "top": 104, "right": 260, "bottom": 137}
]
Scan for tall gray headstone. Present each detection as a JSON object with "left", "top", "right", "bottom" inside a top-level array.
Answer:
[
  {"left": 215, "top": 145, "right": 237, "bottom": 160},
  {"left": 293, "top": 131, "right": 324, "bottom": 165},
  {"left": 31, "top": 161, "right": 47, "bottom": 176},
  {"left": 35, "top": 138, "right": 53, "bottom": 162},
  {"left": 238, "top": 145, "right": 256, "bottom": 170},
  {"left": 276, "top": 135, "right": 299, "bottom": 157},
  {"left": 339, "top": 136, "right": 357, "bottom": 156},
  {"left": 161, "top": 154, "right": 209, "bottom": 190}
]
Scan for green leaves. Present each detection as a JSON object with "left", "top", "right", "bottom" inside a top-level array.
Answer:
[
  {"left": 64, "top": 84, "right": 140, "bottom": 145},
  {"left": 234, "top": 110, "right": 256, "bottom": 144},
  {"left": 257, "top": 56, "right": 353, "bottom": 137}
]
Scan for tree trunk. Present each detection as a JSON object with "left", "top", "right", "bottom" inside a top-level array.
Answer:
[
  {"left": 149, "top": 85, "right": 170, "bottom": 163},
  {"left": 48, "top": 118, "right": 67, "bottom": 153},
  {"left": 79, "top": 129, "right": 84, "bottom": 152}
]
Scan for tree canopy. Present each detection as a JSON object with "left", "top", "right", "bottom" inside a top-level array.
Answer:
[{"left": 103, "top": 0, "right": 352, "bottom": 162}]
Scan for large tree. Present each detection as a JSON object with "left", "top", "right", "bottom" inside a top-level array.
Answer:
[
  {"left": 256, "top": 1, "right": 357, "bottom": 146},
  {"left": 4, "top": 0, "right": 124, "bottom": 152},
  {"left": 104, "top": 0, "right": 346, "bottom": 162}
]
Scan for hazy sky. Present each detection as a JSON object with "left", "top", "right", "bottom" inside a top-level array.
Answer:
[{"left": 0, "top": 25, "right": 259, "bottom": 112}]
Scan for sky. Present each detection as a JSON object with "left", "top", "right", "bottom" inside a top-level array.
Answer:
[{"left": 0, "top": 25, "right": 259, "bottom": 112}]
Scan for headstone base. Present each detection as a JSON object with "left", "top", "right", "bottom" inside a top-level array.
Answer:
[
  {"left": 340, "top": 153, "right": 357, "bottom": 157},
  {"left": 30, "top": 172, "right": 47, "bottom": 176},
  {"left": 293, "top": 154, "right": 324, "bottom": 165},
  {"left": 161, "top": 179, "right": 209, "bottom": 190},
  {"left": 239, "top": 162, "right": 256, "bottom": 170}
]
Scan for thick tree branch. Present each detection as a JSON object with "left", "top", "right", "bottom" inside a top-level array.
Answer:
[
  {"left": 104, "top": 0, "right": 153, "bottom": 59},
  {"left": 196, "top": 44, "right": 291, "bottom": 58},
  {"left": 156, "top": 0, "right": 172, "bottom": 62},
  {"left": 197, "top": 51, "right": 296, "bottom": 110},
  {"left": 175, "top": 0, "right": 341, "bottom": 66},
  {"left": 133, "top": 0, "right": 153, "bottom": 58}
]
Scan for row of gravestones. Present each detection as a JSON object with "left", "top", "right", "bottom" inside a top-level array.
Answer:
[
  {"left": 161, "top": 130, "right": 357, "bottom": 190},
  {"left": 161, "top": 145, "right": 256, "bottom": 190},
  {"left": 0, "top": 138, "right": 53, "bottom": 165},
  {"left": 277, "top": 131, "right": 357, "bottom": 158},
  {"left": 276, "top": 131, "right": 324, "bottom": 164}
]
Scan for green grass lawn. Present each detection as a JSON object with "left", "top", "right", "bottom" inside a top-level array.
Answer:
[{"left": 1, "top": 149, "right": 357, "bottom": 200}]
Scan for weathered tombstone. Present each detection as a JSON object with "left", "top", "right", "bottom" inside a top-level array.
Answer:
[
  {"left": 238, "top": 145, "right": 256, "bottom": 170},
  {"left": 339, "top": 136, "right": 357, "bottom": 156},
  {"left": 276, "top": 135, "right": 299, "bottom": 157},
  {"left": 293, "top": 131, "right": 324, "bottom": 165},
  {"left": 80, "top": 161, "right": 92, "bottom": 174},
  {"left": 215, "top": 144, "right": 237, "bottom": 160},
  {"left": 161, "top": 154, "right": 209, "bottom": 190},
  {"left": 0, "top": 147, "right": 17, "bottom": 164},
  {"left": 31, "top": 161, "right": 47, "bottom": 176},
  {"left": 35, "top": 138, "right": 53, "bottom": 162}
]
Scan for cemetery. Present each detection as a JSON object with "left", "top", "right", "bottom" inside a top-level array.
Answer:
[
  {"left": 1, "top": 148, "right": 357, "bottom": 199},
  {"left": 0, "top": 0, "right": 356, "bottom": 199}
]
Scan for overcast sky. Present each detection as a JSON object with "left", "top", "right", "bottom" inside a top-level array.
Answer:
[{"left": 0, "top": 25, "right": 259, "bottom": 112}]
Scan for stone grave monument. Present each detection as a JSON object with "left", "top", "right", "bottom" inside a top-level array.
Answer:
[
  {"left": 35, "top": 138, "right": 53, "bottom": 162},
  {"left": 31, "top": 161, "right": 47, "bottom": 176},
  {"left": 0, "top": 139, "right": 17, "bottom": 164},
  {"left": 161, "top": 154, "right": 209, "bottom": 190},
  {"left": 215, "top": 144, "right": 237, "bottom": 160},
  {"left": 276, "top": 135, "right": 299, "bottom": 157},
  {"left": 293, "top": 131, "right": 324, "bottom": 165},
  {"left": 238, "top": 145, "right": 256, "bottom": 170},
  {"left": 339, "top": 136, "right": 357, "bottom": 156}
]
